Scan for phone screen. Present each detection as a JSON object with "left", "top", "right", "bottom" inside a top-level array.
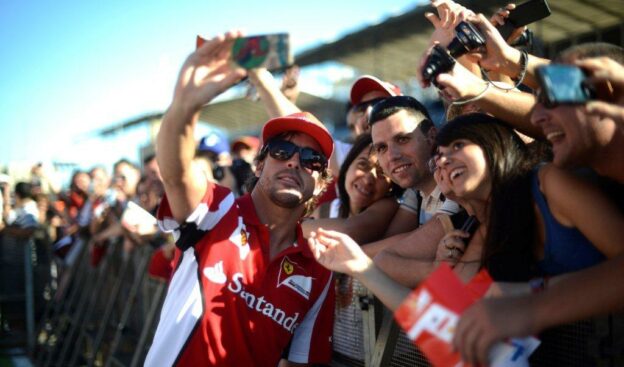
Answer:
[
  {"left": 540, "top": 65, "right": 591, "bottom": 104},
  {"left": 230, "top": 33, "right": 291, "bottom": 71}
]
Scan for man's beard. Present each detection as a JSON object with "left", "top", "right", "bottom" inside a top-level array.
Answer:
[
  {"left": 409, "top": 171, "right": 430, "bottom": 191},
  {"left": 258, "top": 169, "right": 314, "bottom": 210},
  {"left": 392, "top": 168, "right": 427, "bottom": 191},
  {"left": 269, "top": 188, "right": 306, "bottom": 209}
]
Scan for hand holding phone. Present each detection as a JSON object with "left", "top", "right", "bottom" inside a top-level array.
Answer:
[
  {"left": 459, "top": 215, "right": 479, "bottom": 245},
  {"left": 496, "top": 0, "right": 551, "bottom": 41},
  {"left": 536, "top": 65, "right": 596, "bottom": 107},
  {"left": 231, "top": 33, "right": 292, "bottom": 71}
]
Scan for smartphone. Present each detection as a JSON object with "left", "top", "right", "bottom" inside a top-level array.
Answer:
[
  {"left": 459, "top": 215, "right": 479, "bottom": 245},
  {"left": 497, "top": 0, "right": 551, "bottom": 41},
  {"left": 536, "top": 65, "right": 595, "bottom": 107},
  {"left": 232, "top": 33, "right": 292, "bottom": 71},
  {"left": 196, "top": 33, "right": 292, "bottom": 72}
]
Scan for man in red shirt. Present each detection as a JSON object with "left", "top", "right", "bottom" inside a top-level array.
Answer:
[{"left": 145, "top": 31, "right": 335, "bottom": 367}]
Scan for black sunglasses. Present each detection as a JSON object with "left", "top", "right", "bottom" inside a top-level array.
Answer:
[
  {"left": 535, "top": 88, "right": 556, "bottom": 109},
  {"left": 263, "top": 139, "right": 328, "bottom": 172},
  {"left": 351, "top": 97, "right": 386, "bottom": 114}
]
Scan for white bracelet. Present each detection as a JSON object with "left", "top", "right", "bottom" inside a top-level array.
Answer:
[
  {"left": 480, "top": 49, "right": 529, "bottom": 91},
  {"left": 450, "top": 82, "right": 491, "bottom": 106}
]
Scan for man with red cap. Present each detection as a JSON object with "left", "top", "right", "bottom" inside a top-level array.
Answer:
[
  {"left": 327, "top": 75, "right": 401, "bottom": 202},
  {"left": 146, "top": 32, "right": 335, "bottom": 367},
  {"left": 347, "top": 75, "right": 402, "bottom": 137}
]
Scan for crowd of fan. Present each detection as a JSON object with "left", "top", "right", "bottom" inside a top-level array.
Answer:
[{"left": 1, "top": 0, "right": 624, "bottom": 365}]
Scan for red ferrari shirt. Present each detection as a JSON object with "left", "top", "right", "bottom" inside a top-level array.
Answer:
[{"left": 145, "top": 183, "right": 334, "bottom": 367}]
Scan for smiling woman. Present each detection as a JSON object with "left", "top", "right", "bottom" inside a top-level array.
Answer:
[
  {"left": 431, "top": 113, "right": 624, "bottom": 284},
  {"left": 335, "top": 133, "right": 401, "bottom": 219},
  {"left": 431, "top": 113, "right": 539, "bottom": 280}
]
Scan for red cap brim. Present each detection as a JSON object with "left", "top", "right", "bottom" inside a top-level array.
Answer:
[
  {"left": 350, "top": 75, "right": 400, "bottom": 105},
  {"left": 262, "top": 113, "right": 333, "bottom": 159}
]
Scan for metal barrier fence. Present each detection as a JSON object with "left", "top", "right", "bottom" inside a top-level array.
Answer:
[
  {"left": 2, "top": 229, "right": 623, "bottom": 367},
  {"left": 331, "top": 280, "right": 624, "bottom": 367},
  {"left": 23, "top": 234, "right": 167, "bottom": 367},
  {"left": 0, "top": 235, "right": 36, "bottom": 354}
]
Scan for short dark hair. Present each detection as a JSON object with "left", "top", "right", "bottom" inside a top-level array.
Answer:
[
  {"left": 368, "top": 96, "right": 434, "bottom": 134},
  {"left": 15, "top": 182, "right": 34, "bottom": 200},
  {"left": 557, "top": 42, "right": 624, "bottom": 65},
  {"left": 143, "top": 153, "right": 156, "bottom": 165},
  {"left": 113, "top": 158, "right": 138, "bottom": 172},
  {"left": 89, "top": 165, "right": 107, "bottom": 176}
]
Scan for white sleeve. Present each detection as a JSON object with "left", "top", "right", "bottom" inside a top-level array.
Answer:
[
  {"left": 437, "top": 198, "right": 460, "bottom": 216},
  {"left": 398, "top": 188, "right": 420, "bottom": 214}
]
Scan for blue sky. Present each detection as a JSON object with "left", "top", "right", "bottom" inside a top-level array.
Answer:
[{"left": 0, "top": 0, "right": 424, "bottom": 174}]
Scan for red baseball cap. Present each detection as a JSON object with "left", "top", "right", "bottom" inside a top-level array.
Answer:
[
  {"left": 350, "top": 75, "right": 402, "bottom": 105},
  {"left": 262, "top": 112, "right": 334, "bottom": 159},
  {"left": 231, "top": 136, "right": 260, "bottom": 152}
]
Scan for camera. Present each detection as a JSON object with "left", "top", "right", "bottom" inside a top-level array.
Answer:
[
  {"left": 510, "top": 28, "right": 533, "bottom": 49},
  {"left": 448, "top": 22, "right": 486, "bottom": 58},
  {"left": 422, "top": 45, "right": 456, "bottom": 85},
  {"left": 212, "top": 165, "right": 226, "bottom": 182},
  {"left": 422, "top": 21, "right": 486, "bottom": 84}
]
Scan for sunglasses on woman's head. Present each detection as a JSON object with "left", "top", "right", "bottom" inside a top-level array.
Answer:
[{"left": 263, "top": 139, "right": 328, "bottom": 172}]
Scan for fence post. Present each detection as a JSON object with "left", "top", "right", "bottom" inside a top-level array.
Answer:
[{"left": 23, "top": 238, "right": 35, "bottom": 355}]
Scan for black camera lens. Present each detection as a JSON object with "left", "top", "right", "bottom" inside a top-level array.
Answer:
[
  {"left": 212, "top": 165, "right": 225, "bottom": 181},
  {"left": 447, "top": 21, "right": 486, "bottom": 58},
  {"left": 422, "top": 22, "right": 484, "bottom": 86},
  {"left": 422, "top": 44, "right": 457, "bottom": 84}
]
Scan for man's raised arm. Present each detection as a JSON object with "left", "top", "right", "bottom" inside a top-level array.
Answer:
[{"left": 156, "top": 32, "right": 246, "bottom": 223}]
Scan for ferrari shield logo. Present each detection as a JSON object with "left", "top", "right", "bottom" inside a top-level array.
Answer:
[
  {"left": 277, "top": 257, "right": 312, "bottom": 300},
  {"left": 283, "top": 260, "right": 294, "bottom": 275}
]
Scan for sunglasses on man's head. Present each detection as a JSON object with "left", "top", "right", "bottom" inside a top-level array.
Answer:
[
  {"left": 263, "top": 139, "right": 328, "bottom": 172},
  {"left": 352, "top": 97, "right": 386, "bottom": 114}
]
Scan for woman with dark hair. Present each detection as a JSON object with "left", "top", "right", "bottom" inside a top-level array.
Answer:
[
  {"left": 64, "top": 170, "right": 90, "bottom": 222},
  {"left": 306, "top": 112, "right": 624, "bottom": 310},
  {"left": 317, "top": 133, "right": 400, "bottom": 219},
  {"left": 430, "top": 113, "right": 539, "bottom": 281},
  {"left": 431, "top": 113, "right": 624, "bottom": 282}
]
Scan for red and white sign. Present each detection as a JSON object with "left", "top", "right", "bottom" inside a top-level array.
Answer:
[{"left": 394, "top": 264, "right": 539, "bottom": 367}]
